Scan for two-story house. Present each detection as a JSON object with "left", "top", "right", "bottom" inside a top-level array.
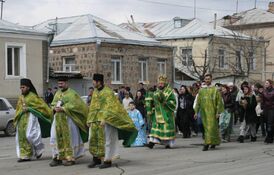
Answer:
[
  {"left": 216, "top": 2, "right": 274, "bottom": 80},
  {"left": 121, "top": 17, "right": 267, "bottom": 85}
]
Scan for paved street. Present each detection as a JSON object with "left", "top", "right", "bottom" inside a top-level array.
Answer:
[{"left": 1, "top": 131, "right": 274, "bottom": 175}]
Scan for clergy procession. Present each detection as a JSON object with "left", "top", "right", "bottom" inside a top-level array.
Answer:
[{"left": 13, "top": 73, "right": 274, "bottom": 169}]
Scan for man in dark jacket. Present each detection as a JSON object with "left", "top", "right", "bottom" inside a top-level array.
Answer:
[{"left": 262, "top": 79, "right": 274, "bottom": 143}]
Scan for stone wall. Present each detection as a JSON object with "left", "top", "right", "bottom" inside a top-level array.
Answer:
[
  {"left": 49, "top": 43, "right": 97, "bottom": 77},
  {"left": 49, "top": 42, "right": 173, "bottom": 94}
]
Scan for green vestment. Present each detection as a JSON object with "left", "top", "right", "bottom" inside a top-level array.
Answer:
[
  {"left": 87, "top": 86, "right": 137, "bottom": 158},
  {"left": 14, "top": 92, "right": 52, "bottom": 158},
  {"left": 145, "top": 85, "right": 176, "bottom": 141},
  {"left": 194, "top": 86, "right": 224, "bottom": 145},
  {"left": 51, "top": 88, "right": 88, "bottom": 160}
]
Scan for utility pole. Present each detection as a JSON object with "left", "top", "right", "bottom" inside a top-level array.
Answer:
[
  {"left": 194, "top": 0, "right": 196, "bottom": 18},
  {"left": 236, "top": 0, "right": 239, "bottom": 13},
  {"left": 0, "top": 0, "right": 5, "bottom": 20},
  {"left": 254, "top": 0, "right": 257, "bottom": 8}
]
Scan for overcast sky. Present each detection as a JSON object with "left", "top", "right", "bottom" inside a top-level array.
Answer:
[{"left": 3, "top": 0, "right": 274, "bottom": 26}]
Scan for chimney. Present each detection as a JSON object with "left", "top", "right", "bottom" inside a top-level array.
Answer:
[
  {"left": 268, "top": 2, "right": 274, "bottom": 13},
  {"left": 214, "top": 13, "right": 217, "bottom": 29},
  {"left": 130, "top": 15, "right": 135, "bottom": 24}
]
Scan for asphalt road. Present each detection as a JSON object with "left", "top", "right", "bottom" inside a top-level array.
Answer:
[{"left": 1, "top": 131, "right": 274, "bottom": 175}]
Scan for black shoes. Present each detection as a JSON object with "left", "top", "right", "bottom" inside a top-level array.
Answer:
[
  {"left": 49, "top": 159, "right": 74, "bottom": 166},
  {"left": 36, "top": 153, "right": 42, "bottom": 159},
  {"left": 202, "top": 145, "right": 209, "bottom": 151},
  {"left": 264, "top": 137, "right": 273, "bottom": 144},
  {"left": 238, "top": 136, "right": 244, "bottom": 143},
  {"left": 88, "top": 157, "right": 102, "bottom": 168},
  {"left": 49, "top": 158, "right": 62, "bottom": 167},
  {"left": 202, "top": 145, "right": 216, "bottom": 151},
  {"left": 251, "top": 136, "right": 257, "bottom": 142},
  {"left": 17, "top": 159, "right": 30, "bottom": 163},
  {"left": 165, "top": 145, "right": 171, "bottom": 149},
  {"left": 99, "top": 161, "right": 112, "bottom": 169},
  {"left": 145, "top": 142, "right": 155, "bottom": 149},
  {"left": 63, "top": 161, "right": 75, "bottom": 166}
]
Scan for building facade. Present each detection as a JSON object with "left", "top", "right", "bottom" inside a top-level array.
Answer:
[
  {"left": 0, "top": 20, "right": 49, "bottom": 104},
  {"left": 121, "top": 17, "right": 267, "bottom": 84},
  {"left": 217, "top": 3, "right": 274, "bottom": 80},
  {"left": 49, "top": 42, "right": 173, "bottom": 94},
  {"left": 35, "top": 15, "right": 173, "bottom": 95}
]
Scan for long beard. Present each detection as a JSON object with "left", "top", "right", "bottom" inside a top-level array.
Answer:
[
  {"left": 158, "top": 86, "right": 165, "bottom": 90},
  {"left": 22, "top": 90, "right": 29, "bottom": 96},
  {"left": 61, "top": 87, "right": 68, "bottom": 92}
]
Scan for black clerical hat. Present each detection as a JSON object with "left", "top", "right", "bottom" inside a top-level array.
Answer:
[
  {"left": 57, "top": 76, "right": 68, "bottom": 82},
  {"left": 20, "top": 78, "right": 38, "bottom": 95},
  {"left": 93, "top": 73, "right": 104, "bottom": 82}
]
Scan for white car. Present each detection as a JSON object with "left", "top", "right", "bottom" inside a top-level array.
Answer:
[{"left": 0, "top": 97, "right": 16, "bottom": 136}]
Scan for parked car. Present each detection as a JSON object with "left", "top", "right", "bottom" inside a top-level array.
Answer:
[{"left": 0, "top": 97, "right": 16, "bottom": 136}]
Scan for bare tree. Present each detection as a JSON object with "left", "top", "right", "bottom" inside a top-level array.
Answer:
[{"left": 174, "top": 37, "right": 221, "bottom": 81}]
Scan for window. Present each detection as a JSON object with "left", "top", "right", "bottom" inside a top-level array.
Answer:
[
  {"left": 157, "top": 60, "right": 166, "bottom": 75},
  {"left": 5, "top": 43, "right": 26, "bottom": 78},
  {"left": 0, "top": 100, "right": 8, "bottom": 111},
  {"left": 174, "top": 19, "right": 182, "bottom": 28},
  {"left": 63, "top": 56, "right": 77, "bottom": 72},
  {"left": 235, "top": 50, "right": 242, "bottom": 72},
  {"left": 218, "top": 48, "right": 226, "bottom": 69},
  {"left": 248, "top": 51, "right": 256, "bottom": 70},
  {"left": 111, "top": 57, "right": 122, "bottom": 83},
  {"left": 139, "top": 58, "right": 148, "bottom": 82},
  {"left": 173, "top": 17, "right": 183, "bottom": 28},
  {"left": 181, "top": 48, "right": 193, "bottom": 66}
]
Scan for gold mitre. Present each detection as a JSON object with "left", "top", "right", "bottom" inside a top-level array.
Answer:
[{"left": 158, "top": 74, "right": 167, "bottom": 83}]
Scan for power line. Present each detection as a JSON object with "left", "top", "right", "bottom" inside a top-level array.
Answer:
[{"left": 137, "top": 0, "right": 235, "bottom": 12}]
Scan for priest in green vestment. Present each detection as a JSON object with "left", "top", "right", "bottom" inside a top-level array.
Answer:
[
  {"left": 14, "top": 78, "right": 52, "bottom": 162},
  {"left": 49, "top": 77, "right": 88, "bottom": 167},
  {"left": 194, "top": 74, "right": 224, "bottom": 151},
  {"left": 87, "top": 73, "right": 137, "bottom": 169},
  {"left": 145, "top": 75, "right": 177, "bottom": 149}
]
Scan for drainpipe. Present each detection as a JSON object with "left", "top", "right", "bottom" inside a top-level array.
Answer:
[
  {"left": 170, "top": 40, "right": 176, "bottom": 87},
  {"left": 172, "top": 46, "right": 176, "bottom": 86},
  {"left": 263, "top": 40, "right": 270, "bottom": 81},
  {"left": 214, "top": 13, "right": 217, "bottom": 30},
  {"left": 46, "top": 33, "right": 54, "bottom": 83},
  {"left": 208, "top": 34, "right": 214, "bottom": 75},
  {"left": 95, "top": 39, "right": 101, "bottom": 73}
]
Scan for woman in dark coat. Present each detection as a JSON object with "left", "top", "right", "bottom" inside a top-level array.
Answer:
[
  {"left": 220, "top": 84, "right": 234, "bottom": 142},
  {"left": 134, "top": 90, "right": 146, "bottom": 121},
  {"left": 238, "top": 85, "right": 257, "bottom": 142},
  {"left": 177, "top": 85, "right": 195, "bottom": 138}
]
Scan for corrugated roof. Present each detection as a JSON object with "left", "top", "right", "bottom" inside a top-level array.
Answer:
[
  {"left": 33, "top": 14, "right": 163, "bottom": 47},
  {"left": 120, "top": 18, "right": 249, "bottom": 40},
  {"left": 0, "top": 19, "right": 48, "bottom": 36},
  {"left": 216, "top": 8, "right": 274, "bottom": 26},
  {"left": 120, "top": 17, "right": 255, "bottom": 80}
]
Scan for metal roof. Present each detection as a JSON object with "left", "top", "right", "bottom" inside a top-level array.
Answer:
[
  {"left": 33, "top": 14, "right": 163, "bottom": 47},
  {"left": 120, "top": 17, "right": 256, "bottom": 80},
  {"left": 120, "top": 18, "right": 249, "bottom": 40},
  {"left": 216, "top": 8, "right": 274, "bottom": 26},
  {"left": 0, "top": 19, "right": 48, "bottom": 36}
]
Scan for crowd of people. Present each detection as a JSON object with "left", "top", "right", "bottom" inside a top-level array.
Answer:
[
  {"left": 113, "top": 75, "right": 274, "bottom": 150},
  {"left": 13, "top": 73, "right": 274, "bottom": 169}
]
